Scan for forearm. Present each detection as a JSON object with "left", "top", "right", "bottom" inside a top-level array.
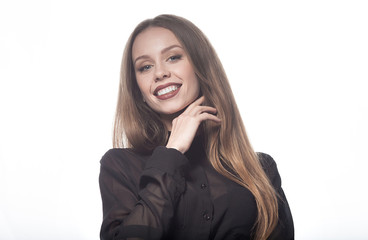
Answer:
[{"left": 100, "top": 147, "right": 188, "bottom": 240}]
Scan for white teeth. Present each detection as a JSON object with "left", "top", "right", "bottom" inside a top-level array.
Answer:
[{"left": 157, "top": 85, "right": 178, "bottom": 96}]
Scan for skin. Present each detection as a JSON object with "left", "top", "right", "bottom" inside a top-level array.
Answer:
[{"left": 132, "top": 27, "right": 221, "bottom": 153}]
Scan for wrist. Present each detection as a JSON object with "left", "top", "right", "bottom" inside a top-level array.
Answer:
[{"left": 166, "top": 144, "right": 185, "bottom": 154}]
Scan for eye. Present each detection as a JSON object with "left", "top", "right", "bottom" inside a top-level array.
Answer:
[
  {"left": 138, "top": 65, "right": 152, "bottom": 72},
  {"left": 167, "top": 55, "right": 182, "bottom": 62}
]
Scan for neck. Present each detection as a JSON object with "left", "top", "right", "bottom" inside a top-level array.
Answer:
[{"left": 159, "top": 110, "right": 184, "bottom": 131}]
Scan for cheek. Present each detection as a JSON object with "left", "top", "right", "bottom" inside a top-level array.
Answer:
[
  {"left": 136, "top": 78, "right": 150, "bottom": 97},
  {"left": 187, "top": 71, "right": 200, "bottom": 93},
  {"left": 181, "top": 63, "right": 197, "bottom": 83}
]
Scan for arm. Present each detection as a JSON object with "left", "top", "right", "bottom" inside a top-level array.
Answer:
[
  {"left": 100, "top": 96, "right": 220, "bottom": 240},
  {"left": 99, "top": 147, "right": 188, "bottom": 240},
  {"left": 258, "top": 153, "right": 295, "bottom": 240}
]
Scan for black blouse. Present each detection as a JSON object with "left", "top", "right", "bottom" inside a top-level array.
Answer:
[{"left": 99, "top": 136, "right": 294, "bottom": 240}]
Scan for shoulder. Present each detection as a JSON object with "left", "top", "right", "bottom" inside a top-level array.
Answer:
[
  {"left": 101, "top": 148, "right": 139, "bottom": 161},
  {"left": 257, "top": 152, "right": 281, "bottom": 190},
  {"left": 100, "top": 148, "right": 148, "bottom": 176},
  {"left": 257, "top": 152, "right": 276, "bottom": 168}
]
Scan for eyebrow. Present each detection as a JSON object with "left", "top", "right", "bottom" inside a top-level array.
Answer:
[{"left": 133, "top": 45, "right": 183, "bottom": 65}]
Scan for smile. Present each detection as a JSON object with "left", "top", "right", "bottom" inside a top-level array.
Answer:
[
  {"left": 157, "top": 85, "right": 178, "bottom": 96},
  {"left": 154, "top": 83, "right": 182, "bottom": 100}
]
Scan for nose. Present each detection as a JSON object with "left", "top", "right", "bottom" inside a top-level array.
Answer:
[{"left": 154, "top": 64, "right": 170, "bottom": 81}]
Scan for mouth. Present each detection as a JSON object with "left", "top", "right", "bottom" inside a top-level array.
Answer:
[{"left": 154, "top": 83, "right": 182, "bottom": 100}]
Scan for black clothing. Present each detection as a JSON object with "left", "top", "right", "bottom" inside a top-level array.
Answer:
[{"left": 99, "top": 136, "right": 294, "bottom": 240}]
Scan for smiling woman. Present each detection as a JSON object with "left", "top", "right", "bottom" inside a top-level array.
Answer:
[{"left": 99, "top": 14, "right": 294, "bottom": 240}]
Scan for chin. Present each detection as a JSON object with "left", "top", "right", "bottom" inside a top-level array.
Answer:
[
  {"left": 162, "top": 108, "right": 184, "bottom": 115},
  {"left": 158, "top": 104, "right": 187, "bottom": 116}
]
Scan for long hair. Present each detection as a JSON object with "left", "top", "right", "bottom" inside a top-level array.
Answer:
[{"left": 113, "top": 14, "right": 278, "bottom": 239}]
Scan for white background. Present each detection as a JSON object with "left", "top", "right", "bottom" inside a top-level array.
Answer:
[{"left": 1, "top": 0, "right": 367, "bottom": 239}]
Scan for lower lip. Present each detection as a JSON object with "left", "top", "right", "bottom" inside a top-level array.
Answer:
[{"left": 155, "top": 86, "right": 181, "bottom": 100}]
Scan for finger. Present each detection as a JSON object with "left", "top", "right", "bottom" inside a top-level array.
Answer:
[
  {"left": 199, "top": 112, "right": 222, "bottom": 123},
  {"left": 185, "top": 96, "right": 205, "bottom": 111},
  {"left": 187, "top": 105, "right": 217, "bottom": 116},
  {"left": 197, "top": 106, "right": 217, "bottom": 114}
]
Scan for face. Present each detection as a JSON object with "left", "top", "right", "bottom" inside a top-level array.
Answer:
[{"left": 132, "top": 27, "right": 200, "bottom": 117}]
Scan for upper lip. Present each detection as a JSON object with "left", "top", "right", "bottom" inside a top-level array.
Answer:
[{"left": 154, "top": 82, "right": 182, "bottom": 95}]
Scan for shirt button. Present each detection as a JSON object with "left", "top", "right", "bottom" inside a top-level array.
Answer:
[
  {"left": 203, "top": 213, "right": 211, "bottom": 221},
  {"left": 200, "top": 183, "right": 207, "bottom": 189}
]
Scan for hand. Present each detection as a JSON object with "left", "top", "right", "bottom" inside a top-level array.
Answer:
[{"left": 166, "top": 96, "right": 221, "bottom": 153}]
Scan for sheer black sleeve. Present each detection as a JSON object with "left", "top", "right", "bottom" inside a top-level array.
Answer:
[
  {"left": 99, "top": 146, "right": 189, "bottom": 240},
  {"left": 258, "top": 153, "right": 295, "bottom": 240}
]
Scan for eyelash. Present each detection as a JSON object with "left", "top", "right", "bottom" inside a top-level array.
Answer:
[
  {"left": 138, "top": 65, "right": 152, "bottom": 72},
  {"left": 137, "top": 55, "right": 183, "bottom": 73},
  {"left": 168, "top": 54, "right": 182, "bottom": 61}
]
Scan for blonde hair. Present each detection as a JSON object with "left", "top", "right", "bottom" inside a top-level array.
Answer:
[{"left": 114, "top": 14, "right": 278, "bottom": 239}]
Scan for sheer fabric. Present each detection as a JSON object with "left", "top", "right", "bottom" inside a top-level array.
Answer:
[{"left": 99, "top": 136, "right": 294, "bottom": 239}]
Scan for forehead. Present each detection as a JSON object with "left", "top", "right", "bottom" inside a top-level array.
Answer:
[{"left": 132, "top": 27, "right": 182, "bottom": 59}]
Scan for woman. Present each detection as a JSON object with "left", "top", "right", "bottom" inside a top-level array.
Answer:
[{"left": 99, "top": 14, "right": 294, "bottom": 240}]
